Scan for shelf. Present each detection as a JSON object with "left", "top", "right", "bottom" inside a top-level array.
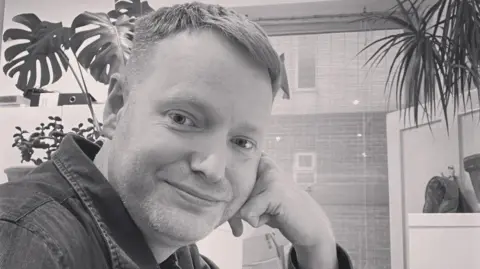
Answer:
[{"left": 408, "top": 213, "right": 480, "bottom": 228}]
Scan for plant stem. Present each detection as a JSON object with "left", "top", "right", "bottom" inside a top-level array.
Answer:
[
  {"left": 73, "top": 54, "right": 102, "bottom": 135},
  {"left": 58, "top": 51, "right": 102, "bottom": 135}
]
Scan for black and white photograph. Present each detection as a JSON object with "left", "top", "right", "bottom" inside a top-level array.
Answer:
[{"left": 1, "top": 0, "right": 480, "bottom": 269}]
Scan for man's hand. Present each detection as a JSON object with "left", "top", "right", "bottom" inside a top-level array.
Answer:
[{"left": 228, "top": 153, "right": 338, "bottom": 269}]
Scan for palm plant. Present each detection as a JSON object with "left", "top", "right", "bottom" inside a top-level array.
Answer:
[
  {"left": 359, "top": 0, "right": 480, "bottom": 129},
  {"left": 2, "top": 0, "right": 154, "bottom": 133}
]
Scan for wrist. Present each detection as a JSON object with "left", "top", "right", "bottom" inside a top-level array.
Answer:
[{"left": 294, "top": 240, "right": 338, "bottom": 269}]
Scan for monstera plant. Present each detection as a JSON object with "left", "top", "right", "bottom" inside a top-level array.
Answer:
[{"left": 2, "top": 0, "right": 154, "bottom": 133}]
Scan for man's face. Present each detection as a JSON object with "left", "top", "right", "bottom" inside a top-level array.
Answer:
[{"left": 106, "top": 30, "right": 273, "bottom": 246}]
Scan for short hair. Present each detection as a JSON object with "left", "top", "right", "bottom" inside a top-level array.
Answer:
[{"left": 124, "top": 1, "right": 284, "bottom": 98}]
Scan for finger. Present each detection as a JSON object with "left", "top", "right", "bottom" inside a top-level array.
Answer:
[
  {"left": 243, "top": 213, "right": 271, "bottom": 228},
  {"left": 258, "top": 152, "right": 280, "bottom": 173},
  {"left": 240, "top": 192, "right": 279, "bottom": 227},
  {"left": 256, "top": 215, "right": 271, "bottom": 227},
  {"left": 252, "top": 156, "right": 277, "bottom": 196},
  {"left": 228, "top": 215, "right": 244, "bottom": 237}
]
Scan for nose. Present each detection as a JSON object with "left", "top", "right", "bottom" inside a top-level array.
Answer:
[{"left": 190, "top": 147, "right": 228, "bottom": 184}]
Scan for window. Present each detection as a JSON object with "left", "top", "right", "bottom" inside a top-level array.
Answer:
[
  {"left": 293, "top": 152, "right": 317, "bottom": 185},
  {"left": 296, "top": 36, "right": 316, "bottom": 90},
  {"left": 267, "top": 29, "right": 403, "bottom": 269},
  {"left": 294, "top": 171, "right": 317, "bottom": 185},
  {"left": 294, "top": 152, "right": 316, "bottom": 170}
]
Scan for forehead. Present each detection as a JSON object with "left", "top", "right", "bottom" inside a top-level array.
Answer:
[{"left": 134, "top": 29, "right": 274, "bottom": 130}]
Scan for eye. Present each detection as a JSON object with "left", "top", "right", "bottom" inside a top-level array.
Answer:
[
  {"left": 167, "top": 111, "right": 196, "bottom": 127},
  {"left": 232, "top": 137, "right": 256, "bottom": 151}
]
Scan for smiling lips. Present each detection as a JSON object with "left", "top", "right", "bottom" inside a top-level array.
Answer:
[{"left": 164, "top": 180, "right": 231, "bottom": 203}]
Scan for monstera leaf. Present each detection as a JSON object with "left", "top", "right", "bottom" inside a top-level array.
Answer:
[
  {"left": 108, "top": 0, "right": 155, "bottom": 20},
  {"left": 2, "top": 13, "right": 72, "bottom": 90},
  {"left": 70, "top": 12, "right": 134, "bottom": 84}
]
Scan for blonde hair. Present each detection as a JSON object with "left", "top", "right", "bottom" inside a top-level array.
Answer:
[{"left": 125, "top": 1, "right": 284, "bottom": 97}]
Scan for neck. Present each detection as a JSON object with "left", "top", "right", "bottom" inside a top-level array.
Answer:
[
  {"left": 93, "top": 139, "right": 180, "bottom": 264},
  {"left": 150, "top": 245, "right": 178, "bottom": 264},
  {"left": 93, "top": 140, "right": 110, "bottom": 178}
]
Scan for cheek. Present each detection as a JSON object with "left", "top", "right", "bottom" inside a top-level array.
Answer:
[{"left": 227, "top": 165, "right": 257, "bottom": 208}]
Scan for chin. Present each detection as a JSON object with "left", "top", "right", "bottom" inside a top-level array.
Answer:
[{"left": 145, "top": 204, "right": 220, "bottom": 245}]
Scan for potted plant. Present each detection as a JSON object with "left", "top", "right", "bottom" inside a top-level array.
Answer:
[
  {"left": 359, "top": 0, "right": 480, "bottom": 129},
  {"left": 2, "top": 0, "right": 154, "bottom": 133},
  {"left": 5, "top": 115, "right": 103, "bottom": 182}
]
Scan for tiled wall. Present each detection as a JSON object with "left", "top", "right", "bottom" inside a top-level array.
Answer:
[{"left": 265, "top": 111, "right": 390, "bottom": 269}]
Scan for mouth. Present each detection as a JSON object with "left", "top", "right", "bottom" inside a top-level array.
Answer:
[{"left": 164, "top": 181, "right": 227, "bottom": 203}]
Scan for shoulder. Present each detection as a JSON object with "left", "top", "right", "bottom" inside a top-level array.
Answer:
[
  {"left": 0, "top": 169, "right": 106, "bottom": 268},
  {"left": 0, "top": 166, "right": 75, "bottom": 224},
  {"left": 0, "top": 220, "right": 65, "bottom": 268}
]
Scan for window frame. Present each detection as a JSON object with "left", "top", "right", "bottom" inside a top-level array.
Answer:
[
  {"left": 293, "top": 170, "right": 318, "bottom": 185},
  {"left": 294, "top": 36, "right": 317, "bottom": 92},
  {"left": 293, "top": 152, "right": 316, "bottom": 170},
  {"left": 232, "top": 1, "right": 401, "bottom": 37}
]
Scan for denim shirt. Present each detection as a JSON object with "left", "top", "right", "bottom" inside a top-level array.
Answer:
[{"left": 0, "top": 134, "right": 352, "bottom": 269}]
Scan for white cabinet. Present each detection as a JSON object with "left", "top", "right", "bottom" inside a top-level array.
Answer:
[{"left": 408, "top": 213, "right": 480, "bottom": 269}]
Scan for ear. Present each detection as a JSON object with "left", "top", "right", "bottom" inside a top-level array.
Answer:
[{"left": 102, "top": 73, "right": 126, "bottom": 140}]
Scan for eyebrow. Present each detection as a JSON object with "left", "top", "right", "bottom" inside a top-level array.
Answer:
[
  {"left": 235, "top": 122, "right": 262, "bottom": 138},
  {"left": 163, "top": 95, "right": 222, "bottom": 120},
  {"left": 163, "top": 95, "right": 263, "bottom": 137}
]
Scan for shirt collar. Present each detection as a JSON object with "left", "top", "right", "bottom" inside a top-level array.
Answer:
[{"left": 52, "top": 133, "right": 169, "bottom": 269}]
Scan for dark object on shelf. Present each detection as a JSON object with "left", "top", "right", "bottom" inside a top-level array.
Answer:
[
  {"left": 57, "top": 93, "right": 97, "bottom": 106},
  {"left": 423, "top": 175, "right": 473, "bottom": 213},
  {"left": 24, "top": 91, "right": 97, "bottom": 107},
  {"left": 0, "top": 95, "right": 30, "bottom": 107},
  {"left": 464, "top": 154, "right": 480, "bottom": 202},
  {"left": 23, "top": 88, "right": 51, "bottom": 106}
]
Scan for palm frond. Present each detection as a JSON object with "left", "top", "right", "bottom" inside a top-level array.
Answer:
[{"left": 360, "top": 0, "right": 480, "bottom": 130}]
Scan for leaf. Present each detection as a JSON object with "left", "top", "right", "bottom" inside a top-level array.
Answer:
[
  {"left": 108, "top": 0, "right": 154, "bottom": 20},
  {"left": 357, "top": 0, "right": 480, "bottom": 129},
  {"left": 29, "top": 132, "right": 41, "bottom": 139},
  {"left": 32, "top": 141, "right": 50, "bottom": 149},
  {"left": 87, "top": 118, "right": 93, "bottom": 124},
  {"left": 51, "top": 130, "right": 65, "bottom": 138},
  {"left": 2, "top": 13, "right": 72, "bottom": 91},
  {"left": 33, "top": 158, "right": 43, "bottom": 165},
  {"left": 71, "top": 127, "right": 80, "bottom": 133},
  {"left": 70, "top": 12, "right": 134, "bottom": 84},
  {"left": 54, "top": 116, "right": 62, "bottom": 121},
  {"left": 48, "top": 116, "right": 54, "bottom": 120},
  {"left": 78, "top": 123, "right": 84, "bottom": 128}
]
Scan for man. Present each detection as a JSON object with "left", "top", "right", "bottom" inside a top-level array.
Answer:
[{"left": 0, "top": 2, "right": 352, "bottom": 269}]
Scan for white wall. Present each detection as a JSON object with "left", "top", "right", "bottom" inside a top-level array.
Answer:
[
  {"left": 0, "top": 0, "right": 114, "bottom": 101},
  {"left": 387, "top": 94, "right": 480, "bottom": 269},
  {"left": 399, "top": 109, "right": 480, "bottom": 214}
]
